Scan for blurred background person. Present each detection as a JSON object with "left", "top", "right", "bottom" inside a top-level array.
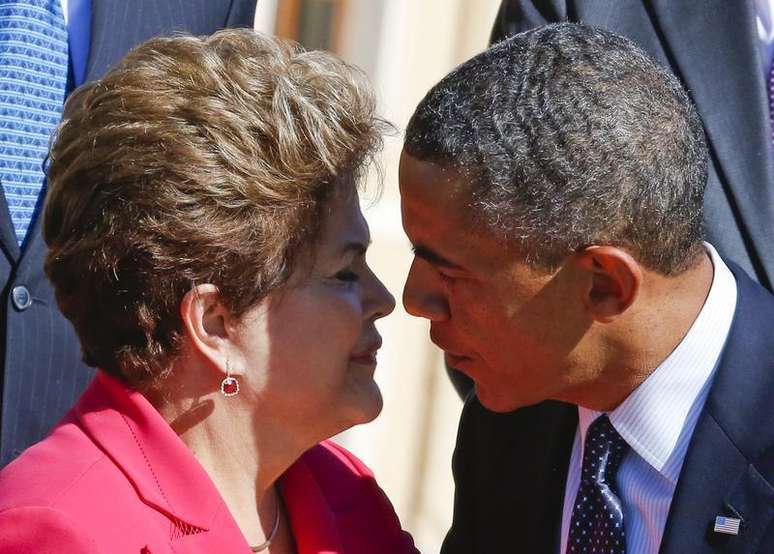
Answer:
[
  {"left": 0, "top": 0, "right": 256, "bottom": 468},
  {"left": 0, "top": 29, "right": 418, "bottom": 554}
]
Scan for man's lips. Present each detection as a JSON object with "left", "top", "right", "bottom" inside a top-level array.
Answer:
[
  {"left": 445, "top": 352, "right": 472, "bottom": 366},
  {"left": 429, "top": 330, "right": 471, "bottom": 362},
  {"left": 350, "top": 338, "right": 382, "bottom": 365}
]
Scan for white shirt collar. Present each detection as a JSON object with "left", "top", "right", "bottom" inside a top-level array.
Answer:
[
  {"left": 578, "top": 243, "right": 737, "bottom": 483},
  {"left": 755, "top": 0, "right": 774, "bottom": 75},
  {"left": 756, "top": 0, "right": 774, "bottom": 42}
]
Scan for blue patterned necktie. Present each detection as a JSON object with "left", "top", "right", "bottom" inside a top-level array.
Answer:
[
  {"left": 566, "top": 415, "right": 630, "bottom": 554},
  {"left": 0, "top": 0, "right": 69, "bottom": 246}
]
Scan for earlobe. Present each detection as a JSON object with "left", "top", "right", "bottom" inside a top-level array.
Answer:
[{"left": 578, "top": 246, "right": 642, "bottom": 323}]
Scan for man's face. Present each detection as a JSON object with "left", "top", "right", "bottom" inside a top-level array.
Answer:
[{"left": 399, "top": 151, "right": 592, "bottom": 412}]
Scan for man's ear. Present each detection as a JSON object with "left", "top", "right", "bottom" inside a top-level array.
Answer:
[
  {"left": 179, "top": 284, "right": 241, "bottom": 376},
  {"left": 574, "top": 246, "right": 643, "bottom": 323}
]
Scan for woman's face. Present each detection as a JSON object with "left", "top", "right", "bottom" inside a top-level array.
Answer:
[{"left": 232, "top": 190, "right": 396, "bottom": 440}]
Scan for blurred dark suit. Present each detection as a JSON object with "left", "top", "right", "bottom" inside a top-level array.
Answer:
[{"left": 0, "top": 0, "right": 256, "bottom": 467}]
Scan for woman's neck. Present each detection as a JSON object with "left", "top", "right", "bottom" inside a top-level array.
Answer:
[{"left": 153, "top": 391, "right": 305, "bottom": 549}]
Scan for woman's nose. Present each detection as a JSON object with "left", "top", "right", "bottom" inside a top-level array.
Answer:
[{"left": 365, "top": 267, "right": 396, "bottom": 320}]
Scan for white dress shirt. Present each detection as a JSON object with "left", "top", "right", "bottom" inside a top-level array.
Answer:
[
  {"left": 559, "top": 244, "right": 738, "bottom": 554},
  {"left": 755, "top": 0, "right": 774, "bottom": 77}
]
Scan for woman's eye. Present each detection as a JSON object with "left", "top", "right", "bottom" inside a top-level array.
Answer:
[{"left": 335, "top": 269, "right": 359, "bottom": 282}]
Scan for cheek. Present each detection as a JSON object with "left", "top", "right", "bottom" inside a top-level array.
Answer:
[
  {"left": 318, "top": 289, "right": 363, "bottom": 347},
  {"left": 448, "top": 284, "right": 506, "bottom": 336},
  {"left": 279, "top": 286, "right": 363, "bottom": 365},
  {"left": 450, "top": 283, "right": 547, "bottom": 360}
]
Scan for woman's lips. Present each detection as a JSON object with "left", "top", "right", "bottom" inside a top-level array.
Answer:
[{"left": 349, "top": 353, "right": 378, "bottom": 365}]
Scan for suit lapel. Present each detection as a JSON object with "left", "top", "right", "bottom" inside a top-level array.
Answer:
[
  {"left": 0, "top": 186, "right": 21, "bottom": 263},
  {"left": 14, "top": 193, "right": 46, "bottom": 270},
  {"left": 659, "top": 415, "right": 774, "bottom": 553},
  {"left": 660, "top": 264, "right": 774, "bottom": 553},
  {"left": 648, "top": 0, "right": 774, "bottom": 287}
]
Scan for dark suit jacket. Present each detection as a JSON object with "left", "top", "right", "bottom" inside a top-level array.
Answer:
[
  {"left": 441, "top": 262, "right": 774, "bottom": 553},
  {"left": 490, "top": 0, "right": 774, "bottom": 291},
  {"left": 0, "top": 0, "right": 256, "bottom": 467}
]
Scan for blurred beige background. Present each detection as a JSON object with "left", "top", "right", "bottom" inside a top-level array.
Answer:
[{"left": 254, "top": 1, "right": 501, "bottom": 552}]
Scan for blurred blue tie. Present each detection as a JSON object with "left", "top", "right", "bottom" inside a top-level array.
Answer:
[{"left": 0, "top": 0, "right": 68, "bottom": 246}]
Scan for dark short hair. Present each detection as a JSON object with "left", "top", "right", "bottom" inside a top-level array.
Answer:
[
  {"left": 45, "top": 29, "right": 388, "bottom": 387},
  {"left": 405, "top": 23, "right": 707, "bottom": 274}
]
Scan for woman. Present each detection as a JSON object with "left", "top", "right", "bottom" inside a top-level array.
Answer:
[{"left": 0, "top": 29, "right": 417, "bottom": 554}]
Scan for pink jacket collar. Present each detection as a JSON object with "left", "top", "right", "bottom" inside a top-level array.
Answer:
[
  {"left": 74, "top": 372, "right": 239, "bottom": 536},
  {"left": 72, "top": 372, "right": 411, "bottom": 553}
]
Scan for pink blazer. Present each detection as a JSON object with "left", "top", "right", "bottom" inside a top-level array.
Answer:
[{"left": 0, "top": 372, "right": 419, "bottom": 553}]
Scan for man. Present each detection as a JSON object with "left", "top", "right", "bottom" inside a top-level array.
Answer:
[
  {"left": 0, "top": 0, "right": 256, "bottom": 467},
  {"left": 400, "top": 24, "right": 774, "bottom": 553},
  {"left": 449, "top": 0, "right": 774, "bottom": 400}
]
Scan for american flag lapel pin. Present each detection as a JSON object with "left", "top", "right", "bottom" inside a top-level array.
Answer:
[{"left": 713, "top": 515, "right": 741, "bottom": 536}]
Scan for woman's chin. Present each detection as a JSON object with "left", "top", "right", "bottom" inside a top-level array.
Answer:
[{"left": 340, "top": 381, "right": 384, "bottom": 428}]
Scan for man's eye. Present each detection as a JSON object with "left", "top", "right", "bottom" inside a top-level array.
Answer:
[
  {"left": 438, "top": 271, "right": 456, "bottom": 283},
  {"left": 335, "top": 270, "right": 359, "bottom": 282}
]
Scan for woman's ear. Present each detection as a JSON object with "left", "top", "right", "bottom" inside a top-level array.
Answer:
[
  {"left": 179, "top": 284, "right": 241, "bottom": 376},
  {"left": 575, "top": 246, "right": 643, "bottom": 323}
]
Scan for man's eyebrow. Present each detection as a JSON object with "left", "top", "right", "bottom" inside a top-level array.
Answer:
[{"left": 412, "top": 244, "right": 465, "bottom": 271}]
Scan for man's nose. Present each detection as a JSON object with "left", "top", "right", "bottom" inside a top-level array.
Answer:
[{"left": 402, "top": 259, "right": 450, "bottom": 321}]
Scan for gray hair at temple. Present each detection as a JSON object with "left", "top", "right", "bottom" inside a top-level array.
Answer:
[{"left": 404, "top": 23, "right": 708, "bottom": 275}]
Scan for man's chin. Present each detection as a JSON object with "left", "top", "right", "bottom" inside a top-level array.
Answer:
[{"left": 474, "top": 382, "right": 526, "bottom": 413}]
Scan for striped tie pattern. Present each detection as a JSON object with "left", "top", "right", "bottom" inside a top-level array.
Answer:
[{"left": 0, "top": 0, "right": 68, "bottom": 245}]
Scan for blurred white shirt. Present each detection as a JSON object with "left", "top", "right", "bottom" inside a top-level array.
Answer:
[{"left": 755, "top": 0, "right": 774, "bottom": 76}]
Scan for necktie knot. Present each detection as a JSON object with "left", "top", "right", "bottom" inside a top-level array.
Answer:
[{"left": 581, "top": 414, "right": 628, "bottom": 485}]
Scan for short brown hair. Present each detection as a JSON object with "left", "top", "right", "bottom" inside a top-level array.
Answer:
[{"left": 44, "top": 29, "right": 388, "bottom": 386}]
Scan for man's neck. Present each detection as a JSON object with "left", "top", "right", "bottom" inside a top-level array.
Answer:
[{"left": 567, "top": 253, "right": 715, "bottom": 411}]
